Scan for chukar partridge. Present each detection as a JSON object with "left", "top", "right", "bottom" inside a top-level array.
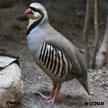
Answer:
[{"left": 25, "top": 3, "right": 90, "bottom": 104}]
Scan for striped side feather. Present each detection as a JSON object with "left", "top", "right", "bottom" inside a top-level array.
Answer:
[{"left": 39, "top": 42, "right": 72, "bottom": 78}]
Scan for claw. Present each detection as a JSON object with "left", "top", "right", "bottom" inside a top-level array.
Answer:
[
  {"left": 46, "top": 97, "right": 55, "bottom": 104},
  {"left": 38, "top": 83, "right": 61, "bottom": 104},
  {"left": 41, "top": 97, "right": 55, "bottom": 104},
  {"left": 42, "top": 96, "right": 52, "bottom": 103},
  {"left": 38, "top": 92, "right": 49, "bottom": 99}
]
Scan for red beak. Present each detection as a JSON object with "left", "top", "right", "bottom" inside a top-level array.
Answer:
[{"left": 24, "top": 8, "right": 32, "bottom": 15}]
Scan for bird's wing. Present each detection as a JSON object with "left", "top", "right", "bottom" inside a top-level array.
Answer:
[
  {"left": 74, "top": 47, "right": 87, "bottom": 76},
  {"left": 39, "top": 39, "right": 84, "bottom": 76},
  {"left": 39, "top": 42, "right": 73, "bottom": 78}
]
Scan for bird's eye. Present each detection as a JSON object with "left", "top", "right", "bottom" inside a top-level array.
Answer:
[
  {"left": 29, "top": 6, "right": 43, "bottom": 17},
  {"left": 29, "top": 7, "right": 36, "bottom": 11}
]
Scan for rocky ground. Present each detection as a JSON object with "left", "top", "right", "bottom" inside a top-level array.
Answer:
[{"left": 0, "top": 0, "right": 108, "bottom": 108}]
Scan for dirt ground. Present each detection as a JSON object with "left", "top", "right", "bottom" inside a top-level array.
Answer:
[{"left": 0, "top": 0, "right": 108, "bottom": 108}]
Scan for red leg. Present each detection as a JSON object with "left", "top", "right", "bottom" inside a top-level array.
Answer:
[
  {"left": 50, "top": 83, "right": 56, "bottom": 98},
  {"left": 39, "top": 83, "right": 56, "bottom": 100},
  {"left": 42, "top": 84, "right": 57, "bottom": 102},
  {"left": 47, "top": 84, "right": 62, "bottom": 104}
]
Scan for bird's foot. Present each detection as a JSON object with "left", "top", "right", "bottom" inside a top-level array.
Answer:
[
  {"left": 42, "top": 97, "right": 55, "bottom": 104},
  {"left": 42, "top": 96, "right": 52, "bottom": 102},
  {"left": 39, "top": 92, "right": 55, "bottom": 104},
  {"left": 38, "top": 84, "right": 61, "bottom": 104},
  {"left": 39, "top": 92, "right": 50, "bottom": 99},
  {"left": 45, "top": 97, "right": 55, "bottom": 104}
]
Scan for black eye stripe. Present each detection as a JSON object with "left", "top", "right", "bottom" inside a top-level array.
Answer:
[
  {"left": 29, "top": 6, "right": 43, "bottom": 16},
  {"left": 29, "top": 7, "right": 36, "bottom": 11}
]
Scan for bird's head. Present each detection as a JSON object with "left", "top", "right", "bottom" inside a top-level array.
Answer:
[{"left": 25, "top": 3, "right": 48, "bottom": 27}]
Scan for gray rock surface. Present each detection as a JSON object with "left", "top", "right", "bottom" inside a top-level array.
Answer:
[{"left": 0, "top": 56, "right": 24, "bottom": 108}]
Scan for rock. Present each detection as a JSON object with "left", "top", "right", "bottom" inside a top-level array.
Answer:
[
  {"left": 104, "top": 86, "right": 108, "bottom": 92},
  {"left": 0, "top": 56, "right": 17, "bottom": 68},
  {"left": 0, "top": 55, "right": 24, "bottom": 108}
]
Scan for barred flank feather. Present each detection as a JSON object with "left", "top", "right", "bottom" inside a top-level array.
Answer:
[{"left": 39, "top": 42, "right": 72, "bottom": 79}]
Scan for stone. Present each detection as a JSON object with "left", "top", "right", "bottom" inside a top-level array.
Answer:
[
  {"left": 0, "top": 56, "right": 17, "bottom": 68},
  {"left": 0, "top": 55, "right": 24, "bottom": 108}
]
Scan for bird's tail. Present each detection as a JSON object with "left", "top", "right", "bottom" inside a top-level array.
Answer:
[{"left": 78, "top": 77, "right": 90, "bottom": 95}]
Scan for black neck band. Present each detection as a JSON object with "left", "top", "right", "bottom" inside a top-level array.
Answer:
[{"left": 26, "top": 17, "right": 43, "bottom": 36}]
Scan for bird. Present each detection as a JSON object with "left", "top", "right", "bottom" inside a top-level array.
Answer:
[{"left": 24, "top": 3, "right": 90, "bottom": 104}]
